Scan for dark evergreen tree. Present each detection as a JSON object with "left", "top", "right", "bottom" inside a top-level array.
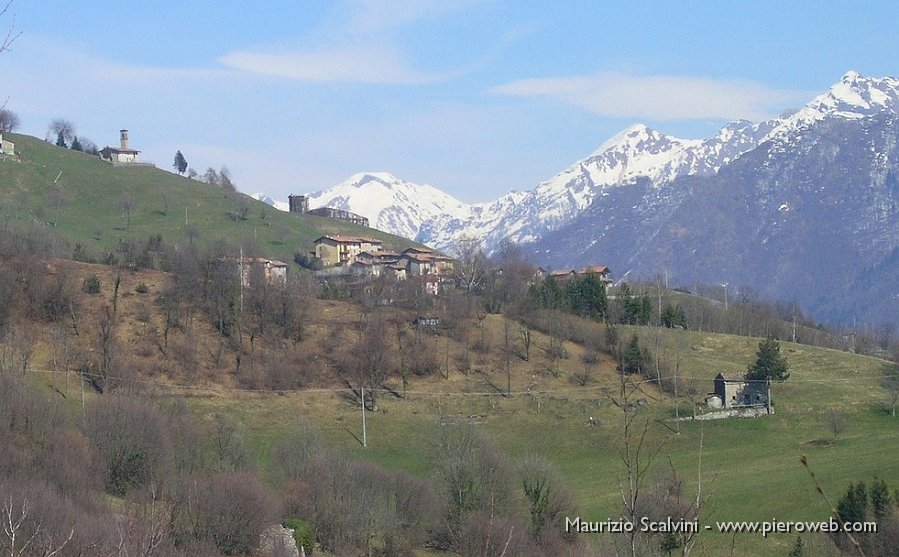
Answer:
[
  {"left": 745, "top": 337, "right": 790, "bottom": 382},
  {"left": 533, "top": 275, "right": 566, "bottom": 310},
  {"left": 837, "top": 482, "right": 868, "bottom": 526},
  {"left": 55, "top": 130, "right": 67, "bottom": 147},
  {"left": 870, "top": 478, "right": 892, "bottom": 521},
  {"left": 566, "top": 273, "right": 607, "bottom": 319},
  {"left": 621, "top": 334, "right": 643, "bottom": 374},
  {"left": 638, "top": 295, "right": 652, "bottom": 325},
  {"left": 173, "top": 150, "right": 188, "bottom": 174},
  {"left": 661, "top": 303, "right": 687, "bottom": 328},
  {"left": 71, "top": 135, "right": 83, "bottom": 151}
]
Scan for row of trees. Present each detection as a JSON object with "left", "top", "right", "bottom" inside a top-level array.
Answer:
[{"left": 46, "top": 117, "right": 100, "bottom": 155}]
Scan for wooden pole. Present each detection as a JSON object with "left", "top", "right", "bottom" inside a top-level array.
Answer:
[
  {"left": 674, "top": 362, "right": 680, "bottom": 433},
  {"left": 361, "top": 386, "right": 367, "bottom": 447}
]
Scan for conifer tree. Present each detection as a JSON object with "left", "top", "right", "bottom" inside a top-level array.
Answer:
[
  {"left": 746, "top": 337, "right": 790, "bottom": 382},
  {"left": 173, "top": 150, "right": 188, "bottom": 174}
]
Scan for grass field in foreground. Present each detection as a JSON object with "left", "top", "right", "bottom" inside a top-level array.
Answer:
[{"left": 179, "top": 326, "right": 899, "bottom": 556}]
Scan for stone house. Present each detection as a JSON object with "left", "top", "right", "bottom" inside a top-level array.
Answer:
[
  {"left": 0, "top": 133, "right": 14, "bottom": 156},
  {"left": 710, "top": 373, "right": 769, "bottom": 409}
]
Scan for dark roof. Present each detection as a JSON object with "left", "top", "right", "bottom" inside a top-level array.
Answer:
[
  {"left": 313, "top": 235, "right": 383, "bottom": 244},
  {"left": 580, "top": 265, "right": 610, "bottom": 275},
  {"left": 100, "top": 146, "right": 141, "bottom": 154}
]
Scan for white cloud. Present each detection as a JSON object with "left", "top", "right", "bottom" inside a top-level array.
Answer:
[
  {"left": 217, "top": 0, "right": 485, "bottom": 85},
  {"left": 492, "top": 72, "right": 810, "bottom": 122},
  {"left": 219, "top": 45, "right": 453, "bottom": 84}
]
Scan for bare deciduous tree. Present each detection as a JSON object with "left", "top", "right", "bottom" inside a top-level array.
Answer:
[
  {"left": 605, "top": 372, "right": 662, "bottom": 557},
  {"left": 825, "top": 408, "right": 847, "bottom": 441},
  {"left": 517, "top": 322, "right": 532, "bottom": 362},
  {"left": 84, "top": 396, "right": 174, "bottom": 496},
  {"left": 519, "top": 455, "right": 579, "bottom": 545},
  {"left": 342, "top": 313, "right": 392, "bottom": 411},
  {"left": 209, "top": 412, "right": 250, "bottom": 472},
  {"left": 455, "top": 236, "right": 489, "bottom": 306},
  {"left": 0, "top": 1, "right": 19, "bottom": 57},
  {"left": 884, "top": 369, "right": 899, "bottom": 417},
  {"left": 47, "top": 118, "right": 75, "bottom": 145},
  {"left": 175, "top": 472, "right": 280, "bottom": 555},
  {"left": 119, "top": 194, "right": 135, "bottom": 230},
  {"left": 0, "top": 108, "right": 19, "bottom": 132},
  {"left": 433, "top": 426, "right": 517, "bottom": 551}
]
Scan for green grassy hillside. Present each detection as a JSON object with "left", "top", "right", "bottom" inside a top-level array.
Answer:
[
  {"left": 182, "top": 324, "right": 898, "bottom": 556},
  {"left": 0, "top": 132, "right": 419, "bottom": 260}
]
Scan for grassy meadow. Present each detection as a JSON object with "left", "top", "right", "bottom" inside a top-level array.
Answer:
[
  {"left": 174, "top": 321, "right": 899, "bottom": 556},
  {"left": 0, "top": 133, "right": 420, "bottom": 260}
]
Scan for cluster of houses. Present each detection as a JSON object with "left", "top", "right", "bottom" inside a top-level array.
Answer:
[
  {"left": 311, "top": 235, "right": 455, "bottom": 294},
  {"left": 538, "top": 265, "right": 614, "bottom": 285}
]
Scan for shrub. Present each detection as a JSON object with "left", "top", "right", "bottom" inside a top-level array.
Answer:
[
  {"left": 192, "top": 472, "right": 280, "bottom": 555},
  {"left": 72, "top": 243, "right": 95, "bottom": 263},
  {"left": 410, "top": 345, "right": 441, "bottom": 377},
  {"left": 84, "top": 396, "right": 174, "bottom": 496},
  {"left": 83, "top": 274, "right": 101, "bottom": 294},
  {"left": 135, "top": 282, "right": 149, "bottom": 294},
  {"left": 282, "top": 518, "right": 315, "bottom": 554}
]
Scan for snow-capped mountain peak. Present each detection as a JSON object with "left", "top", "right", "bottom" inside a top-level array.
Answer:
[
  {"left": 251, "top": 193, "right": 289, "bottom": 212},
  {"left": 765, "top": 71, "right": 899, "bottom": 143},
  {"left": 254, "top": 73, "right": 899, "bottom": 258},
  {"left": 304, "top": 172, "right": 471, "bottom": 241},
  {"left": 593, "top": 123, "right": 697, "bottom": 157}
]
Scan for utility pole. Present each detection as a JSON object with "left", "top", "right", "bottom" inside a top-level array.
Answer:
[
  {"left": 657, "top": 276, "right": 663, "bottom": 323},
  {"left": 361, "top": 386, "right": 368, "bottom": 447},
  {"left": 674, "top": 361, "right": 680, "bottom": 434},
  {"left": 792, "top": 307, "right": 797, "bottom": 343}
]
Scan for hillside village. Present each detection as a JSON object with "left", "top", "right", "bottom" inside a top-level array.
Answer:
[
  {"left": 0, "top": 102, "right": 899, "bottom": 555},
  {"left": 2, "top": 117, "right": 899, "bottom": 556},
  {"left": 5, "top": 5, "right": 899, "bottom": 552}
]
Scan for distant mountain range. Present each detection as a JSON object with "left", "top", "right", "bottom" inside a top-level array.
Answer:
[{"left": 255, "top": 71, "right": 899, "bottom": 324}]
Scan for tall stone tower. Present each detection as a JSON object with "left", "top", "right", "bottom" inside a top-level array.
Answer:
[
  {"left": 288, "top": 194, "right": 308, "bottom": 214},
  {"left": 120, "top": 129, "right": 129, "bottom": 150}
]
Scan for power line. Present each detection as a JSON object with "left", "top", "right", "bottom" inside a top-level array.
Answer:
[{"left": 23, "top": 367, "right": 899, "bottom": 398}]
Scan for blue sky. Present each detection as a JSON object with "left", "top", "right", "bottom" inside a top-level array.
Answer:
[{"left": 3, "top": 1, "right": 899, "bottom": 203}]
